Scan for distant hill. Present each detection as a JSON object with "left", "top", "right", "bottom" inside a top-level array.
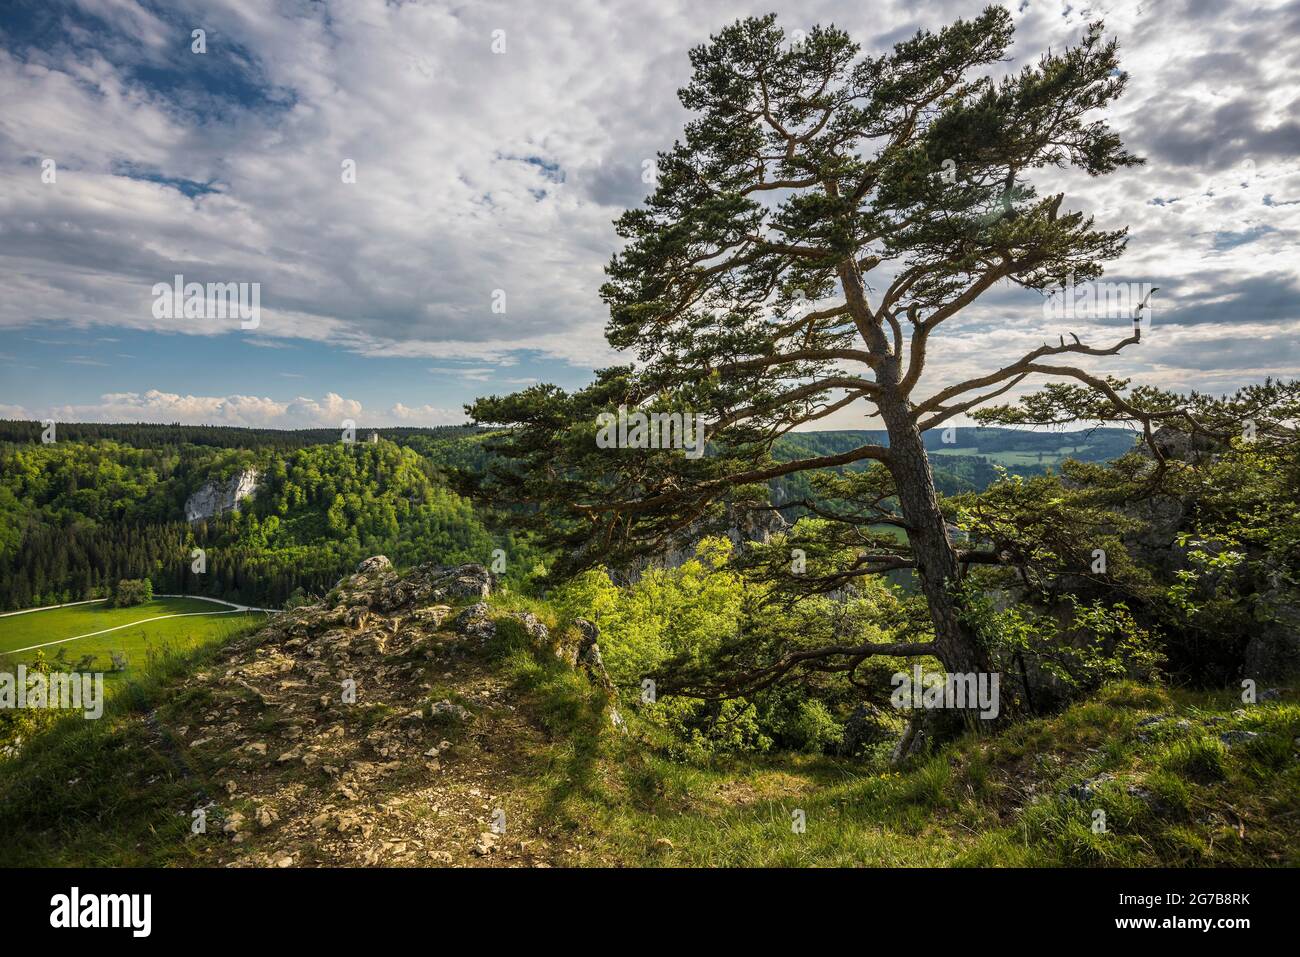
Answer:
[
  {"left": 0, "top": 432, "right": 522, "bottom": 611},
  {"left": 775, "top": 426, "right": 1137, "bottom": 466},
  {"left": 0, "top": 420, "right": 482, "bottom": 451},
  {"left": 771, "top": 426, "right": 1138, "bottom": 501},
  {"left": 1, "top": 420, "right": 1138, "bottom": 463}
]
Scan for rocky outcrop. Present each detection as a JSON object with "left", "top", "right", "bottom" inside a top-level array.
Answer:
[
  {"left": 186, "top": 469, "right": 260, "bottom": 523},
  {"left": 1244, "top": 591, "right": 1300, "bottom": 682},
  {"left": 1113, "top": 426, "right": 1202, "bottom": 575},
  {"left": 1124, "top": 427, "right": 1300, "bottom": 682},
  {"left": 454, "top": 602, "right": 496, "bottom": 642},
  {"left": 157, "top": 555, "right": 623, "bottom": 867},
  {"left": 574, "top": 619, "right": 614, "bottom": 690},
  {"left": 1148, "top": 424, "right": 1220, "bottom": 464},
  {"left": 328, "top": 559, "right": 493, "bottom": 615},
  {"left": 355, "top": 555, "right": 392, "bottom": 575}
]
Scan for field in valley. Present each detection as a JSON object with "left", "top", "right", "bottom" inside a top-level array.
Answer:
[
  {"left": 928, "top": 444, "right": 1106, "bottom": 467},
  {"left": 0, "top": 598, "right": 267, "bottom": 686}
]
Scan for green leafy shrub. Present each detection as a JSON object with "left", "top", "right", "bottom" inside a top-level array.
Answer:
[
  {"left": 755, "top": 690, "right": 843, "bottom": 754},
  {"left": 281, "top": 587, "right": 322, "bottom": 611},
  {"left": 647, "top": 697, "right": 771, "bottom": 762},
  {"left": 113, "top": 578, "right": 152, "bottom": 607},
  {"left": 0, "top": 652, "right": 70, "bottom": 757},
  {"left": 965, "top": 589, "right": 1165, "bottom": 715},
  {"left": 552, "top": 537, "right": 745, "bottom": 686}
]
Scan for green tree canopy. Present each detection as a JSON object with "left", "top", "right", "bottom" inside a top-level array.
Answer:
[{"left": 471, "top": 8, "right": 1149, "bottom": 683}]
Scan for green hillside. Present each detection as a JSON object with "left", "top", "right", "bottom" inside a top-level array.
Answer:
[
  {"left": 0, "top": 425, "right": 1131, "bottom": 613},
  {"left": 0, "top": 432, "right": 534, "bottom": 611}
]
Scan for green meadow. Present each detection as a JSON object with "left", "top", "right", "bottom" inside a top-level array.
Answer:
[
  {"left": 929, "top": 445, "right": 1101, "bottom": 467},
  {"left": 0, "top": 599, "right": 267, "bottom": 686}
]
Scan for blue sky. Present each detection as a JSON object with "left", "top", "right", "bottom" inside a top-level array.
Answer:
[
  {"left": 1, "top": 0, "right": 1298, "bottom": 428},
  {"left": 3, "top": 323, "right": 590, "bottom": 426}
]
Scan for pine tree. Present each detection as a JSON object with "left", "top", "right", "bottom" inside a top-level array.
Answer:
[{"left": 471, "top": 9, "right": 1143, "bottom": 686}]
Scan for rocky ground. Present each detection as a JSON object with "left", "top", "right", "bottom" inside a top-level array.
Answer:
[{"left": 154, "top": 556, "right": 616, "bottom": 867}]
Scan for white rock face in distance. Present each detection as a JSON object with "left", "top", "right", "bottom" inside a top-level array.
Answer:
[{"left": 185, "top": 469, "right": 260, "bottom": 523}]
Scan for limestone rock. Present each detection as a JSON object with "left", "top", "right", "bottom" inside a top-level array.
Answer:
[
  {"left": 1243, "top": 596, "right": 1300, "bottom": 682},
  {"left": 355, "top": 555, "right": 393, "bottom": 575},
  {"left": 1066, "top": 773, "right": 1115, "bottom": 803},
  {"left": 602, "top": 503, "right": 789, "bottom": 585},
  {"left": 574, "top": 618, "right": 614, "bottom": 691},
  {"left": 326, "top": 562, "right": 493, "bottom": 615},
  {"left": 185, "top": 469, "right": 259, "bottom": 523},
  {"left": 513, "top": 612, "right": 553, "bottom": 654},
  {"left": 455, "top": 603, "right": 496, "bottom": 642},
  {"left": 442, "top": 564, "right": 493, "bottom": 600},
  {"left": 572, "top": 618, "right": 623, "bottom": 728},
  {"left": 428, "top": 699, "right": 471, "bottom": 723},
  {"left": 1219, "top": 729, "right": 1260, "bottom": 746},
  {"left": 222, "top": 810, "right": 245, "bottom": 838}
]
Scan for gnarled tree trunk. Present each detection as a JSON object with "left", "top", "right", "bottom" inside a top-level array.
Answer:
[{"left": 878, "top": 395, "right": 990, "bottom": 678}]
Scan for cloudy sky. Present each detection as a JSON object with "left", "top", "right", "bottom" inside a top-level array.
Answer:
[{"left": 1, "top": 0, "right": 1297, "bottom": 430}]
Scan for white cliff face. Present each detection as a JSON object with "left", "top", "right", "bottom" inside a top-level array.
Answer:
[{"left": 185, "top": 469, "right": 259, "bottom": 523}]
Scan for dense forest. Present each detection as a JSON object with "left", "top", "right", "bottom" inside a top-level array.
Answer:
[
  {"left": 0, "top": 421, "right": 1133, "bottom": 611},
  {"left": 0, "top": 428, "right": 543, "bottom": 609},
  {"left": 0, "top": 419, "right": 482, "bottom": 451}
]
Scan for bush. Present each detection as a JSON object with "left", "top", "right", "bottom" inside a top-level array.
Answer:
[
  {"left": 551, "top": 537, "right": 745, "bottom": 686},
  {"left": 282, "top": 587, "right": 316, "bottom": 611},
  {"left": 0, "top": 652, "right": 63, "bottom": 757},
  {"left": 966, "top": 590, "right": 1164, "bottom": 715},
  {"left": 757, "top": 690, "right": 844, "bottom": 754},
  {"left": 649, "top": 696, "right": 771, "bottom": 762},
  {"left": 113, "top": 579, "right": 153, "bottom": 607},
  {"left": 554, "top": 538, "right": 901, "bottom": 758}
]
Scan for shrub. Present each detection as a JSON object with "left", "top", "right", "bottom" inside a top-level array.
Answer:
[
  {"left": 113, "top": 578, "right": 152, "bottom": 607},
  {"left": 282, "top": 587, "right": 316, "bottom": 611},
  {"left": 551, "top": 537, "right": 745, "bottom": 686},
  {"left": 649, "top": 696, "right": 771, "bottom": 762},
  {"left": 757, "top": 691, "right": 843, "bottom": 754},
  {"left": 966, "top": 590, "right": 1165, "bottom": 715},
  {"left": 0, "top": 652, "right": 68, "bottom": 757}
]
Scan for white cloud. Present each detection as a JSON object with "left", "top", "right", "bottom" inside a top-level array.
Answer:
[
  {"left": 0, "top": 0, "right": 1296, "bottom": 422},
  {"left": 388, "top": 402, "right": 466, "bottom": 425},
  {"left": 6, "top": 389, "right": 466, "bottom": 428}
]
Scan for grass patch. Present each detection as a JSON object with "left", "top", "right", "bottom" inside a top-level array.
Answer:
[
  {"left": 1159, "top": 735, "right": 1229, "bottom": 782},
  {"left": 0, "top": 623, "right": 263, "bottom": 867},
  {"left": 0, "top": 598, "right": 266, "bottom": 690},
  {"left": 501, "top": 680, "right": 1300, "bottom": 867}
]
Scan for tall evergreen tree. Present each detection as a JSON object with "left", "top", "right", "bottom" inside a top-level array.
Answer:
[{"left": 471, "top": 8, "right": 1149, "bottom": 683}]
